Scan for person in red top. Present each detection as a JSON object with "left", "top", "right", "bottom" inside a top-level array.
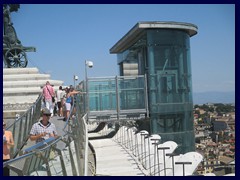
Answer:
[
  {"left": 42, "top": 81, "right": 55, "bottom": 116},
  {"left": 3, "top": 121, "right": 14, "bottom": 176}
]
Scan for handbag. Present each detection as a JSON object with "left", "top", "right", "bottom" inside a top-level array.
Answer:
[{"left": 46, "top": 86, "right": 55, "bottom": 103}]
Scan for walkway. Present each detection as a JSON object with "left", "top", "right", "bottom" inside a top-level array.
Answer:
[
  {"left": 47, "top": 116, "right": 146, "bottom": 176},
  {"left": 89, "top": 137, "right": 147, "bottom": 176}
]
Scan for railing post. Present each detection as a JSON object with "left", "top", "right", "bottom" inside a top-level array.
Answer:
[
  {"left": 39, "top": 151, "right": 52, "bottom": 176},
  {"left": 86, "top": 78, "right": 89, "bottom": 121},
  {"left": 157, "top": 146, "right": 170, "bottom": 176},
  {"left": 115, "top": 76, "right": 120, "bottom": 121},
  {"left": 55, "top": 148, "right": 67, "bottom": 176},
  {"left": 151, "top": 141, "right": 158, "bottom": 176},
  {"left": 68, "top": 137, "right": 78, "bottom": 176},
  {"left": 175, "top": 161, "right": 192, "bottom": 176},
  {"left": 146, "top": 136, "right": 151, "bottom": 175},
  {"left": 16, "top": 114, "right": 23, "bottom": 157},
  {"left": 166, "top": 152, "right": 179, "bottom": 176},
  {"left": 144, "top": 74, "right": 149, "bottom": 118}
]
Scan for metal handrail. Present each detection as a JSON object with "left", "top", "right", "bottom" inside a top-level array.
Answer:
[
  {"left": 4, "top": 93, "right": 90, "bottom": 176},
  {"left": 6, "top": 94, "right": 42, "bottom": 158},
  {"left": 3, "top": 135, "right": 64, "bottom": 165}
]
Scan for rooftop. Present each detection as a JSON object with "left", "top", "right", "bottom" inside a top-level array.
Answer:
[{"left": 110, "top": 21, "right": 198, "bottom": 53}]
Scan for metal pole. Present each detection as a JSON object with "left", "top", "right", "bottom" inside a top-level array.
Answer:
[
  {"left": 166, "top": 153, "right": 177, "bottom": 176},
  {"left": 148, "top": 137, "right": 151, "bottom": 175},
  {"left": 85, "top": 61, "right": 88, "bottom": 115},
  {"left": 157, "top": 147, "right": 170, "bottom": 176},
  {"left": 115, "top": 76, "right": 120, "bottom": 121},
  {"left": 74, "top": 75, "right": 75, "bottom": 88},
  {"left": 144, "top": 74, "right": 149, "bottom": 118}
]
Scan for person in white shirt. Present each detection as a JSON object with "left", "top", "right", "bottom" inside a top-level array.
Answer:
[
  {"left": 29, "top": 108, "right": 58, "bottom": 143},
  {"left": 56, "top": 86, "right": 64, "bottom": 116}
]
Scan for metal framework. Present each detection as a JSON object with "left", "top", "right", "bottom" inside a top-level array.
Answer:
[{"left": 86, "top": 75, "right": 149, "bottom": 122}]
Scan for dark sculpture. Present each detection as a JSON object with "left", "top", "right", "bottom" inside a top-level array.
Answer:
[{"left": 3, "top": 4, "right": 36, "bottom": 68}]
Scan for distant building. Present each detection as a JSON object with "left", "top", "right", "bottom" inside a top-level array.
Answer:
[{"left": 213, "top": 119, "right": 229, "bottom": 131}]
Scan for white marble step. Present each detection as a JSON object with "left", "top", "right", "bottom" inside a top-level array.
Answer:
[
  {"left": 3, "top": 67, "right": 64, "bottom": 119},
  {"left": 3, "top": 67, "right": 39, "bottom": 74},
  {"left": 3, "top": 74, "right": 51, "bottom": 81},
  {"left": 3, "top": 80, "right": 63, "bottom": 88},
  {"left": 3, "top": 87, "right": 42, "bottom": 94}
]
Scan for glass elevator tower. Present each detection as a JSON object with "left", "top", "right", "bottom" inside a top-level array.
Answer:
[{"left": 110, "top": 22, "right": 198, "bottom": 153}]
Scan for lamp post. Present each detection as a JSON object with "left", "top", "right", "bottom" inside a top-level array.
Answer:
[
  {"left": 85, "top": 60, "right": 93, "bottom": 82},
  {"left": 85, "top": 60, "right": 93, "bottom": 115},
  {"left": 73, "top": 75, "right": 78, "bottom": 88}
]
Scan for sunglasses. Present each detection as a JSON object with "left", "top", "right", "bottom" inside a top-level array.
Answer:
[{"left": 44, "top": 114, "right": 51, "bottom": 117}]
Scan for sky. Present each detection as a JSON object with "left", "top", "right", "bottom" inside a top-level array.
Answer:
[{"left": 8, "top": 4, "right": 235, "bottom": 93}]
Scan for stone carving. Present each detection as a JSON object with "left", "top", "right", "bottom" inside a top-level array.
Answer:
[{"left": 3, "top": 4, "right": 36, "bottom": 68}]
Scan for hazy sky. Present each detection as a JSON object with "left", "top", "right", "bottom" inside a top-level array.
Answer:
[{"left": 9, "top": 4, "right": 235, "bottom": 93}]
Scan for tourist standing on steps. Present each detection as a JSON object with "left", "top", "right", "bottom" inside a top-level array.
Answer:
[
  {"left": 3, "top": 121, "right": 14, "bottom": 176},
  {"left": 29, "top": 108, "right": 58, "bottom": 143},
  {"left": 42, "top": 81, "right": 55, "bottom": 116}
]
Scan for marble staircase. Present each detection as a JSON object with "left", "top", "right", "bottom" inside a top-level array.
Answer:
[{"left": 3, "top": 67, "right": 64, "bottom": 119}]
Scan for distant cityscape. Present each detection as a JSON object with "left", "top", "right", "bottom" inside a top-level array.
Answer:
[
  {"left": 193, "top": 103, "right": 235, "bottom": 175},
  {"left": 193, "top": 91, "right": 235, "bottom": 105}
]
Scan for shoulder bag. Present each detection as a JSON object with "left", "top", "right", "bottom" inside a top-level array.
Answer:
[{"left": 46, "top": 86, "right": 55, "bottom": 103}]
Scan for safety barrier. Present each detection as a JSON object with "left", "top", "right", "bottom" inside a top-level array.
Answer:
[
  {"left": 112, "top": 123, "right": 203, "bottom": 176},
  {"left": 3, "top": 93, "right": 91, "bottom": 176},
  {"left": 6, "top": 94, "right": 42, "bottom": 158},
  {"left": 86, "top": 75, "right": 149, "bottom": 122}
]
